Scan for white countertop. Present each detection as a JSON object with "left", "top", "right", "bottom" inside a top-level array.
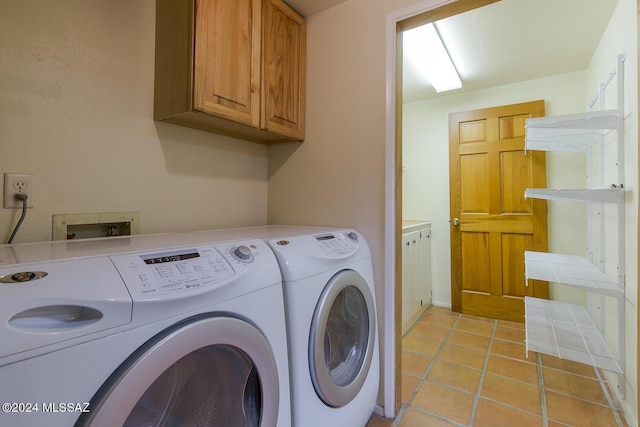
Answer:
[{"left": 402, "top": 220, "right": 431, "bottom": 234}]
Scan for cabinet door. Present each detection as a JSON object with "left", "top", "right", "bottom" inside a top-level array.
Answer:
[
  {"left": 420, "top": 228, "right": 432, "bottom": 308},
  {"left": 194, "top": 0, "right": 261, "bottom": 127},
  {"left": 402, "top": 231, "right": 421, "bottom": 332},
  {"left": 262, "top": 0, "right": 306, "bottom": 140}
]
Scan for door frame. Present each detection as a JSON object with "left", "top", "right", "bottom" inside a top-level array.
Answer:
[
  {"left": 386, "top": 0, "right": 640, "bottom": 421},
  {"left": 383, "top": 0, "right": 500, "bottom": 417}
]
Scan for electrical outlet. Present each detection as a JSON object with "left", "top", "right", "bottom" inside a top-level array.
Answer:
[{"left": 3, "top": 173, "right": 34, "bottom": 209}]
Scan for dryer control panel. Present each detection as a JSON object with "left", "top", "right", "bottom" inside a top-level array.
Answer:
[
  {"left": 272, "top": 230, "right": 361, "bottom": 259},
  {"left": 112, "top": 244, "right": 255, "bottom": 297},
  {"left": 267, "top": 229, "right": 372, "bottom": 284},
  {"left": 313, "top": 232, "right": 359, "bottom": 256}
]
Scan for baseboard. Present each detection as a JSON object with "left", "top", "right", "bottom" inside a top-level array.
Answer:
[{"left": 431, "top": 301, "right": 452, "bottom": 309}]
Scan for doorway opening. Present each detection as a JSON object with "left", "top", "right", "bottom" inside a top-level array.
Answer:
[
  {"left": 385, "top": 0, "right": 500, "bottom": 416},
  {"left": 385, "top": 0, "right": 615, "bottom": 418}
]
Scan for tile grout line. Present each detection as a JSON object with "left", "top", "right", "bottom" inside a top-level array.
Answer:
[
  {"left": 390, "top": 405, "right": 407, "bottom": 427},
  {"left": 401, "top": 405, "right": 467, "bottom": 427},
  {"left": 395, "top": 309, "right": 463, "bottom": 426},
  {"left": 467, "top": 318, "right": 497, "bottom": 427},
  {"left": 594, "top": 367, "right": 626, "bottom": 427},
  {"left": 420, "top": 312, "right": 477, "bottom": 427},
  {"left": 541, "top": 384, "right": 624, "bottom": 407},
  {"left": 541, "top": 361, "right": 627, "bottom": 423},
  {"left": 475, "top": 395, "right": 549, "bottom": 418},
  {"left": 390, "top": 309, "right": 626, "bottom": 427},
  {"left": 537, "top": 352, "right": 549, "bottom": 427},
  {"left": 406, "top": 313, "right": 461, "bottom": 403}
]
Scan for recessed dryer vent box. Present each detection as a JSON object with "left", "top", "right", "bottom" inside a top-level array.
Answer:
[{"left": 52, "top": 212, "right": 140, "bottom": 241}]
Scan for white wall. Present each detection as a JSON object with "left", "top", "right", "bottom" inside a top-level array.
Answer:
[
  {"left": 0, "top": 0, "right": 268, "bottom": 243},
  {"left": 403, "top": 71, "right": 589, "bottom": 306},
  {"left": 267, "top": 0, "right": 417, "bottom": 408}
]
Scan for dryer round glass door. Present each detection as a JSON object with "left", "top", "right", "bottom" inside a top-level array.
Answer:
[
  {"left": 77, "top": 316, "right": 280, "bottom": 427},
  {"left": 309, "top": 269, "right": 376, "bottom": 407}
]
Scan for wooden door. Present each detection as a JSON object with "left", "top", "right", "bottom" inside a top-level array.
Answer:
[
  {"left": 261, "top": 0, "right": 306, "bottom": 140},
  {"left": 449, "top": 101, "right": 548, "bottom": 322},
  {"left": 194, "top": 0, "right": 261, "bottom": 127}
]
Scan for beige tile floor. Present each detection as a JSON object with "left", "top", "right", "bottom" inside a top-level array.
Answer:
[{"left": 367, "top": 306, "right": 628, "bottom": 427}]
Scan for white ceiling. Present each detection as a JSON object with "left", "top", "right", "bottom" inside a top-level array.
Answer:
[
  {"left": 403, "top": 0, "right": 619, "bottom": 102},
  {"left": 286, "top": 0, "right": 348, "bottom": 17},
  {"left": 287, "top": 0, "right": 619, "bottom": 103}
]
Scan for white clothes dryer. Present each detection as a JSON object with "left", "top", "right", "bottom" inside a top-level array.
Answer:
[
  {"left": 190, "top": 226, "right": 380, "bottom": 427},
  {"left": 0, "top": 233, "right": 291, "bottom": 427},
  {"left": 268, "top": 228, "right": 379, "bottom": 427}
]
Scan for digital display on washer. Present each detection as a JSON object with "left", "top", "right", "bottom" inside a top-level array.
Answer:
[
  {"left": 315, "top": 234, "right": 335, "bottom": 241},
  {"left": 142, "top": 249, "right": 200, "bottom": 265},
  {"left": 113, "top": 245, "right": 241, "bottom": 298}
]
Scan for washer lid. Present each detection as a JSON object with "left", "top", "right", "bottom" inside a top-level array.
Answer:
[{"left": 0, "top": 257, "right": 132, "bottom": 360}]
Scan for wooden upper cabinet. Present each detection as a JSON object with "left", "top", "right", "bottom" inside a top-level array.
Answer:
[
  {"left": 194, "top": 0, "right": 261, "bottom": 127},
  {"left": 154, "top": 0, "right": 306, "bottom": 143},
  {"left": 262, "top": 0, "right": 306, "bottom": 140}
]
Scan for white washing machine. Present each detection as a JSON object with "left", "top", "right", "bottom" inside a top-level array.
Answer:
[
  {"left": 189, "top": 226, "right": 380, "bottom": 427},
  {"left": 0, "top": 232, "right": 291, "bottom": 427}
]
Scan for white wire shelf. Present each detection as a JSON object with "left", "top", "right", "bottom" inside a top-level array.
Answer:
[
  {"left": 525, "top": 297, "right": 622, "bottom": 373},
  {"left": 525, "top": 109, "right": 619, "bottom": 130},
  {"left": 524, "top": 188, "right": 622, "bottom": 204},
  {"left": 524, "top": 251, "right": 622, "bottom": 297},
  {"left": 525, "top": 128, "right": 603, "bottom": 152},
  {"left": 523, "top": 53, "right": 626, "bottom": 396}
]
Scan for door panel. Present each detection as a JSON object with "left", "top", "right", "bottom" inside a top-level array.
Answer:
[
  {"left": 501, "top": 233, "right": 531, "bottom": 297},
  {"left": 449, "top": 100, "right": 548, "bottom": 321},
  {"left": 460, "top": 119, "right": 486, "bottom": 143},
  {"left": 460, "top": 154, "right": 489, "bottom": 213},
  {"left": 500, "top": 151, "right": 533, "bottom": 213},
  {"left": 461, "top": 232, "right": 490, "bottom": 294},
  {"left": 498, "top": 114, "right": 528, "bottom": 140},
  {"left": 194, "top": 0, "right": 261, "bottom": 126}
]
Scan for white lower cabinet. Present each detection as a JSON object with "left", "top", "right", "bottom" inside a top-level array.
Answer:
[{"left": 402, "top": 221, "right": 432, "bottom": 334}]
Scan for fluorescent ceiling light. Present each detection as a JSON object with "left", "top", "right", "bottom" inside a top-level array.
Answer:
[{"left": 404, "top": 23, "right": 462, "bottom": 93}]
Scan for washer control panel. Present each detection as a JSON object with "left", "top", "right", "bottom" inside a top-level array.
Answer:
[{"left": 112, "top": 244, "right": 255, "bottom": 297}]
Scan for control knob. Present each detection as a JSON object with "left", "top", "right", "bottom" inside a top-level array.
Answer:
[
  {"left": 233, "top": 245, "right": 254, "bottom": 262},
  {"left": 347, "top": 232, "right": 359, "bottom": 242}
]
